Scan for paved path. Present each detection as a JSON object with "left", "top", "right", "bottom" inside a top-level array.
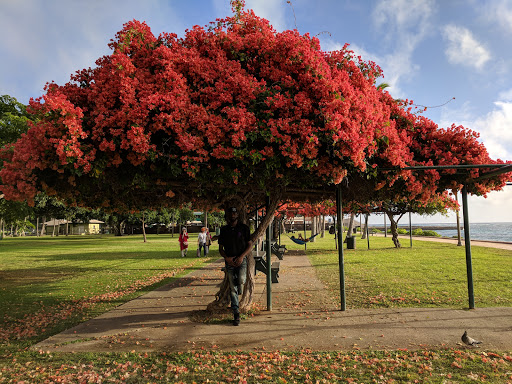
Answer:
[
  {"left": 35, "top": 244, "right": 512, "bottom": 353},
  {"left": 409, "top": 235, "right": 512, "bottom": 250}
]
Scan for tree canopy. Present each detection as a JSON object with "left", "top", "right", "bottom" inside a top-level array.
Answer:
[{"left": 0, "top": 5, "right": 510, "bottom": 215}]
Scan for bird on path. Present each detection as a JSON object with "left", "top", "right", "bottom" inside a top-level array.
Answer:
[{"left": 461, "top": 331, "right": 482, "bottom": 346}]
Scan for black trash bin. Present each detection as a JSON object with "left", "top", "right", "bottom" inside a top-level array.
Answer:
[{"left": 346, "top": 236, "right": 356, "bottom": 249}]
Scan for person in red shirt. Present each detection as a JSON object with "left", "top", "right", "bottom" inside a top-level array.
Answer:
[{"left": 178, "top": 227, "right": 189, "bottom": 257}]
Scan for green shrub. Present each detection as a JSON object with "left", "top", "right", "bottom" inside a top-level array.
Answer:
[
  {"left": 412, "top": 228, "right": 424, "bottom": 235},
  {"left": 422, "top": 230, "right": 441, "bottom": 237}
]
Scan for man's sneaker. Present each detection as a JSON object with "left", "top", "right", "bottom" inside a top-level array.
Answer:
[{"left": 233, "top": 312, "right": 240, "bottom": 326}]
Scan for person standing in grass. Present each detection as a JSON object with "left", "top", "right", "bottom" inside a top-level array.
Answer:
[
  {"left": 218, "top": 206, "right": 253, "bottom": 326},
  {"left": 179, "top": 227, "right": 189, "bottom": 257},
  {"left": 205, "top": 228, "right": 213, "bottom": 255},
  {"left": 197, "top": 227, "right": 208, "bottom": 257}
]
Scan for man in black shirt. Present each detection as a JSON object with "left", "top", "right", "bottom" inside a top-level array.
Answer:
[{"left": 218, "top": 206, "right": 253, "bottom": 326}]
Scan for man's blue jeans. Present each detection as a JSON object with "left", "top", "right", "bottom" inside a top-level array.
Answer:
[{"left": 225, "top": 257, "right": 247, "bottom": 314}]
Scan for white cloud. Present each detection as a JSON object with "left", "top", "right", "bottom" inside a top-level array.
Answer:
[
  {"left": 498, "top": 88, "right": 512, "bottom": 101},
  {"left": 441, "top": 93, "right": 512, "bottom": 161},
  {"left": 245, "top": 0, "right": 287, "bottom": 31},
  {"left": 0, "top": 0, "right": 184, "bottom": 103},
  {"left": 473, "top": 101, "right": 512, "bottom": 161},
  {"left": 333, "top": 42, "right": 417, "bottom": 98},
  {"left": 442, "top": 24, "right": 491, "bottom": 70},
  {"left": 483, "top": 0, "right": 512, "bottom": 34},
  {"left": 347, "top": 0, "right": 434, "bottom": 98},
  {"left": 321, "top": 0, "right": 435, "bottom": 99},
  {"left": 373, "top": 0, "right": 434, "bottom": 38}
]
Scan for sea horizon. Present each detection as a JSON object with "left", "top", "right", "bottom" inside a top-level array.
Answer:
[{"left": 384, "top": 222, "right": 512, "bottom": 243}]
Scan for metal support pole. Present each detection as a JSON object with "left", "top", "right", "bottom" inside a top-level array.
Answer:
[
  {"left": 409, "top": 211, "right": 413, "bottom": 248},
  {"left": 461, "top": 185, "right": 475, "bottom": 309},
  {"left": 334, "top": 215, "right": 338, "bottom": 250},
  {"left": 366, "top": 214, "right": 370, "bottom": 250},
  {"left": 255, "top": 208, "right": 260, "bottom": 257},
  {"left": 336, "top": 185, "right": 346, "bottom": 311},
  {"left": 265, "top": 196, "right": 272, "bottom": 311},
  {"left": 304, "top": 215, "right": 307, "bottom": 251},
  {"left": 455, "top": 192, "right": 463, "bottom": 246}
]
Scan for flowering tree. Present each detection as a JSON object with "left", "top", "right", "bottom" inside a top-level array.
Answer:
[
  {"left": 341, "top": 94, "right": 511, "bottom": 247},
  {"left": 1, "top": 3, "right": 510, "bottom": 310}
]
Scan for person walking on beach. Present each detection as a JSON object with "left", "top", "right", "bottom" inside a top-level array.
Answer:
[
  {"left": 179, "top": 227, "right": 189, "bottom": 257},
  {"left": 218, "top": 206, "right": 253, "bottom": 326}
]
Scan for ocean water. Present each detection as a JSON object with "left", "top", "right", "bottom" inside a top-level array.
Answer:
[{"left": 413, "top": 222, "right": 512, "bottom": 243}]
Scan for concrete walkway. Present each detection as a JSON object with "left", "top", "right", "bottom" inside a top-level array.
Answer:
[{"left": 35, "top": 243, "right": 512, "bottom": 353}]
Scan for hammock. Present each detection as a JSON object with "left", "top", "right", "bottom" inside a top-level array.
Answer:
[{"left": 288, "top": 233, "right": 319, "bottom": 245}]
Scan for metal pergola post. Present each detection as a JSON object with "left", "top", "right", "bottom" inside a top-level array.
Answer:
[
  {"left": 409, "top": 211, "right": 413, "bottom": 247},
  {"left": 304, "top": 215, "right": 307, "bottom": 251},
  {"left": 366, "top": 214, "right": 370, "bottom": 250},
  {"left": 265, "top": 195, "right": 272, "bottom": 311},
  {"left": 336, "top": 185, "right": 346, "bottom": 311},
  {"left": 455, "top": 192, "right": 463, "bottom": 246},
  {"left": 461, "top": 185, "right": 475, "bottom": 309}
]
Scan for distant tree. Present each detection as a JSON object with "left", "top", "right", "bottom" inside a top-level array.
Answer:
[
  {"left": 0, "top": 95, "right": 32, "bottom": 148},
  {"left": 178, "top": 207, "right": 195, "bottom": 228}
]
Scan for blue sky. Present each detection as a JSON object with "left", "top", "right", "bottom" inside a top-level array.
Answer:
[{"left": 1, "top": 0, "right": 511, "bottom": 223}]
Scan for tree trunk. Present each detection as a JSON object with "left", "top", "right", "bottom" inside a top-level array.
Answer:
[
  {"left": 320, "top": 215, "right": 325, "bottom": 238},
  {"left": 361, "top": 214, "right": 369, "bottom": 239},
  {"left": 344, "top": 213, "right": 355, "bottom": 242},
  {"left": 112, "top": 219, "right": 126, "bottom": 236},
  {"left": 272, "top": 218, "right": 279, "bottom": 240},
  {"left": 207, "top": 192, "right": 282, "bottom": 313},
  {"left": 386, "top": 211, "right": 402, "bottom": 248},
  {"left": 52, "top": 219, "right": 56, "bottom": 237},
  {"left": 40, "top": 217, "right": 46, "bottom": 236},
  {"left": 142, "top": 213, "right": 147, "bottom": 243}
]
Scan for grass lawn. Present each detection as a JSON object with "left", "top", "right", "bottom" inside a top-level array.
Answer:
[
  {"left": 0, "top": 233, "right": 511, "bottom": 383},
  {"left": 0, "top": 234, "right": 215, "bottom": 347},
  {"left": 301, "top": 234, "right": 512, "bottom": 309}
]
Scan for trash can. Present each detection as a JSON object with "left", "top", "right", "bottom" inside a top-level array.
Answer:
[{"left": 346, "top": 236, "right": 356, "bottom": 249}]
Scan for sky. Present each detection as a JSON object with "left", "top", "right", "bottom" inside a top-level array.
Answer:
[{"left": 1, "top": 0, "right": 511, "bottom": 224}]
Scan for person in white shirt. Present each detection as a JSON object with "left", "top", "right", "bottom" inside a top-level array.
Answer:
[{"left": 197, "top": 227, "right": 208, "bottom": 257}]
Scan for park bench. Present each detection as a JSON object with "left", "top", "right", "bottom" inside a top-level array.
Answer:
[
  {"left": 253, "top": 253, "right": 280, "bottom": 283},
  {"left": 221, "top": 253, "right": 281, "bottom": 283},
  {"left": 262, "top": 240, "right": 287, "bottom": 260},
  {"left": 369, "top": 228, "right": 379, "bottom": 236}
]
